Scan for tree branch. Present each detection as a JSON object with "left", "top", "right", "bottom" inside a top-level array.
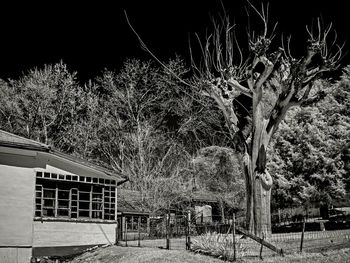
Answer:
[
  {"left": 254, "top": 56, "right": 274, "bottom": 90},
  {"left": 227, "top": 78, "right": 252, "bottom": 98},
  {"left": 202, "top": 88, "right": 240, "bottom": 134}
]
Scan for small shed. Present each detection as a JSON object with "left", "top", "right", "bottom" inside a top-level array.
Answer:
[
  {"left": 191, "top": 191, "right": 221, "bottom": 223},
  {"left": 117, "top": 189, "right": 150, "bottom": 241}
]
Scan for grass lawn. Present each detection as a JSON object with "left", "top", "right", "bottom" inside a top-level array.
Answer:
[
  {"left": 68, "top": 245, "right": 350, "bottom": 263},
  {"left": 69, "top": 246, "right": 224, "bottom": 263}
]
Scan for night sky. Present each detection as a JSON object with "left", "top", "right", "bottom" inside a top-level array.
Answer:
[{"left": 0, "top": 0, "right": 349, "bottom": 82}]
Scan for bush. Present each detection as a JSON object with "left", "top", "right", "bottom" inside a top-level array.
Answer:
[{"left": 191, "top": 232, "right": 247, "bottom": 261}]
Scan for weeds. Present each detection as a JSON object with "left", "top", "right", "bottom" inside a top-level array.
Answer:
[{"left": 191, "top": 232, "right": 247, "bottom": 261}]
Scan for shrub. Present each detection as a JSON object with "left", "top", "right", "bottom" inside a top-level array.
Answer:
[{"left": 190, "top": 232, "right": 247, "bottom": 261}]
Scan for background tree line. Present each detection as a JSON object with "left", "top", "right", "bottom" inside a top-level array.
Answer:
[{"left": 0, "top": 59, "right": 348, "bottom": 216}]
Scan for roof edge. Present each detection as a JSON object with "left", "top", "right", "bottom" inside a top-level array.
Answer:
[
  {"left": 0, "top": 141, "right": 50, "bottom": 152},
  {"left": 50, "top": 150, "right": 128, "bottom": 183},
  {"left": 0, "top": 129, "right": 50, "bottom": 150},
  {"left": 0, "top": 130, "right": 129, "bottom": 184}
]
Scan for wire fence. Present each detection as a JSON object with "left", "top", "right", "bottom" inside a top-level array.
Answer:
[{"left": 116, "top": 210, "right": 350, "bottom": 260}]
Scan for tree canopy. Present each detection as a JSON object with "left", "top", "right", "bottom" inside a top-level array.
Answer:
[{"left": 269, "top": 67, "right": 350, "bottom": 209}]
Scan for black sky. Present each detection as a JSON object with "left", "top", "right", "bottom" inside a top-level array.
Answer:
[{"left": 0, "top": 0, "right": 349, "bottom": 82}]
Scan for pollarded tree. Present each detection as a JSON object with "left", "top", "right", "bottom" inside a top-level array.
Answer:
[{"left": 189, "top": 4, "right": 344, "bottom": 236}]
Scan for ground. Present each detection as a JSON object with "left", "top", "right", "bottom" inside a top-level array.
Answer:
[
  {"left": 68, "top": 246, "right": 350, "bottom": 263},
  {"left": 68, "top": 246, "right": 224, "bottom": 263}
]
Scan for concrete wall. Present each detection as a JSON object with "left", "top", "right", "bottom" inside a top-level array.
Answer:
[
  {"left": 33, "top": 221, "right": 116, "bottom": 248},
  {"left": 0, "top": 248, "right": 32, "bottom": 263},
  {"left": 0, "top": 164, "right": 35, "bottom": 263}
]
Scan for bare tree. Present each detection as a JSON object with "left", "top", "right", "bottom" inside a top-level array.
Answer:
[
  {"left": 92, "top": 60, "right": 194, "bottom": 212},
  {"left": 1, "top": 62, "right": 78, "bottom": 145},
  {"left": 190, "top": 3, "right": 344, "bottom": 236},
  {"left": 126, "top": 3, "right": 344, "bottom": 235}
]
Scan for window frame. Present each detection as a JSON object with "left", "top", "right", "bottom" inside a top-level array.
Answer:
[
  {"left": 125, "top": 215, "right": 149, "bottom": 232},
  {"left": 34, "top": 171, "right": 117, "bottom": 222}
]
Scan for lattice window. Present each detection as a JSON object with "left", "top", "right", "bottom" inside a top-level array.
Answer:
[{"left": 35, "top": 172, "right": 116, "bottom": 221}]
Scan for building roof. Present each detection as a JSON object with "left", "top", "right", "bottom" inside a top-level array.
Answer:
[
  {"left": 0, "top": 129, "right": 127, "bottom": 184},
  {"left": 117, "top": 189, "right": 150, "bottom": 215},
  {"left": 0, "top": 130, "right": 50, "bottom": 151},
  {"left": 49, "top": 150, "right": 128, "bottom": 185},
  {"left": 191, "top": 191, "right": 219, "bottom": 203},
  {"left": 333, "top": 194, "right": 350, "bottom": 207}
]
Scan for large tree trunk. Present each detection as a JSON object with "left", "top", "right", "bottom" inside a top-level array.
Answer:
[
  {"left": 242, "top": 151, "right": 272, "bottom": 237},
  {"left": 243, "top": 104, "right": 273, "bottom": 237}
]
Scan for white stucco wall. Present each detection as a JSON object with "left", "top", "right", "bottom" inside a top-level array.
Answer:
[{"left": 0, "top": 164, "right": 36, "bottom": 263}]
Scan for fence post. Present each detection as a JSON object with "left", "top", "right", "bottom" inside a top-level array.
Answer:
[
  {"left": 125, "top": 218, "right": 128, "bottom": 247},
  {"left": 147, "top": 217, "right": 150, "bottom": 237},
  {"left": 300, "top": 217, "right": 306, "bottom": 253},
  {"left": 186, "top": 210, "right": 191, "bottom": 250},
  {"left": 115, "top": 221, "right": 119, "bottom": 245},
  {"left": 175, "top": 215, "right": 178, "bottom": 236},
  {"left": 166, "top": 213, "right": 170, "bottom": 249},
  {"left": 232, "top": 213, "right": 236, "bottom": 261},
  {"left": 185, "top": 213, "right": 188, "bottom": 250},
  {"left": 259, "top": 233, "right": 265, "bottom": 260},
  {"left": 138, "top": 216, "right": 141, "bottom": 247}
]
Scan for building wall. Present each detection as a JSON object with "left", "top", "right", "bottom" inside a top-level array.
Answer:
[
  {"left": 195, "top": 205, "right": 213, "bottom": 224},
  {"left": 0, "top": 147, "right": 119, "bottom": 260},
  {"left": 33, "top": 221, "right": 116, "bottom": 248},
  {"left": 0, "top": 164, "right": 35, "bottom": 263},
  {"left": 0, "top": 248, "right": 32, "bottom": 263}
]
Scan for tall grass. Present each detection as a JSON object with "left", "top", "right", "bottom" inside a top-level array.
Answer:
[{"left": 191, "top": 232, "right": 247, "bottom": 261}]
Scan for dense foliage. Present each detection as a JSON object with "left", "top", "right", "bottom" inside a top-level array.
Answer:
[
  {"left": 0, "top": 60, "right": 349, "bottom": 215},
  {"left": 192, "top": 146, "right": 245, "bottom": 220},
  {"left": 269, "top": 67, "right": 350, "bottom": 210}
]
